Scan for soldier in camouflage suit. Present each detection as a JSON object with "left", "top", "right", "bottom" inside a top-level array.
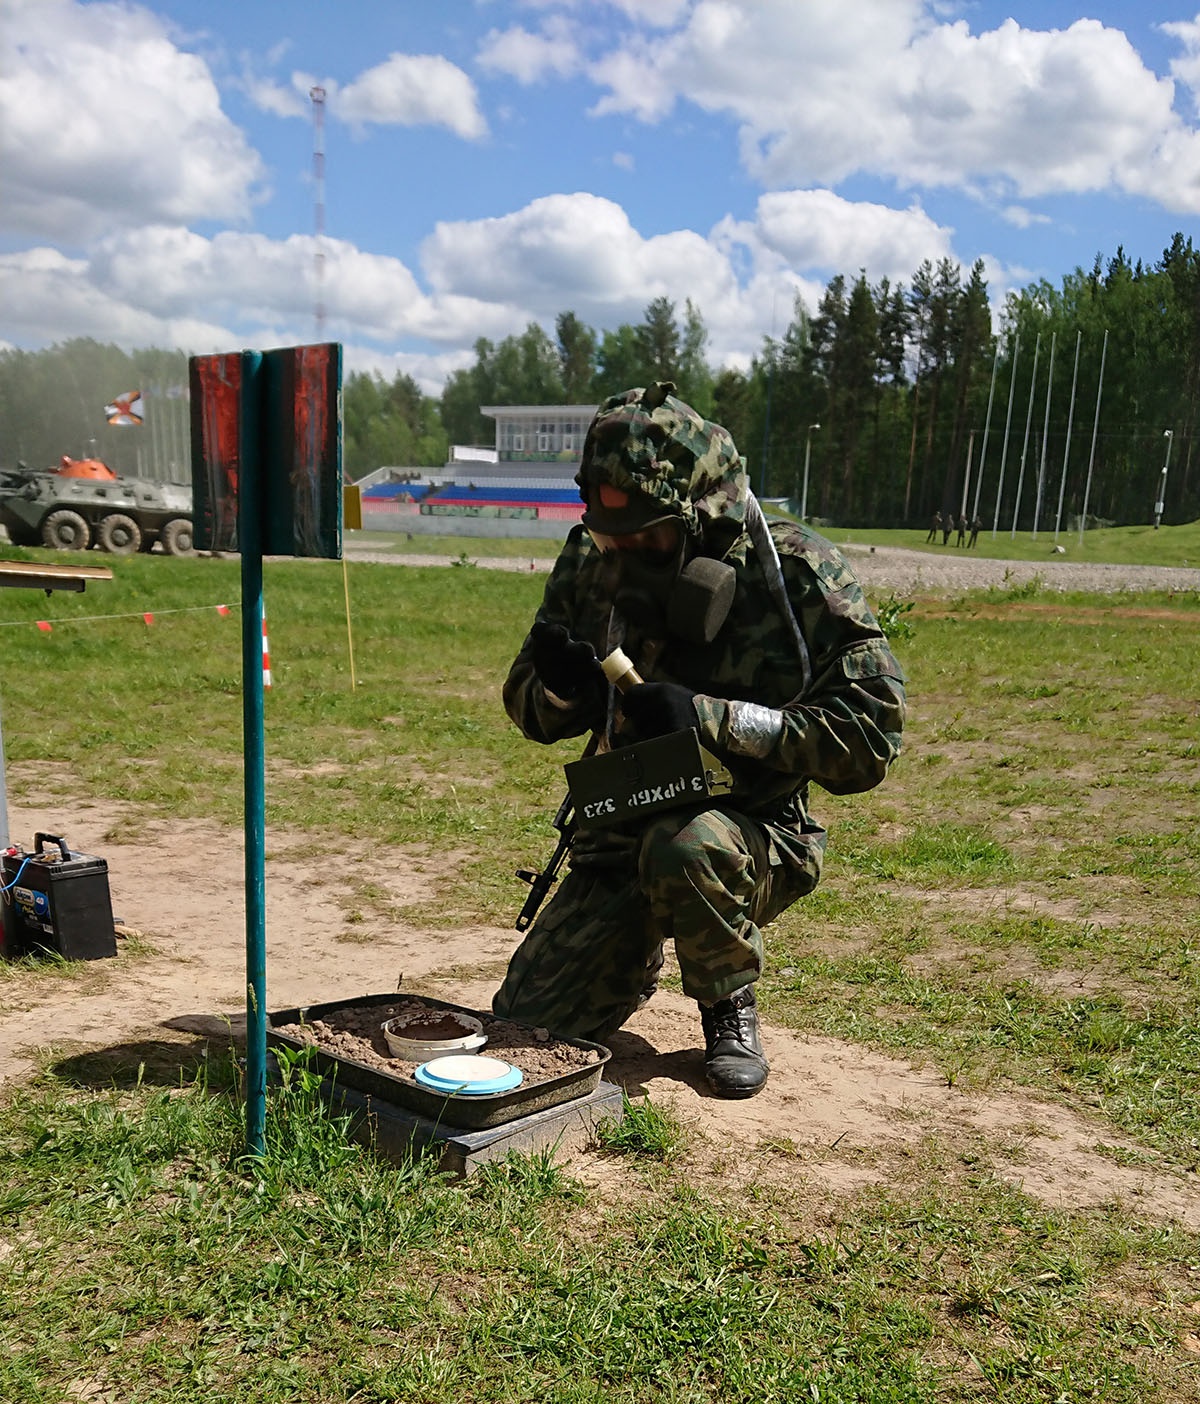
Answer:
[{"left": 495, "top": 384, "right": 905, "bottom": 1098}]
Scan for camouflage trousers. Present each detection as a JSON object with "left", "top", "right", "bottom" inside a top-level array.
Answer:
[{"left": 493, "top": 804, "right": 825, "bottom": 1041}]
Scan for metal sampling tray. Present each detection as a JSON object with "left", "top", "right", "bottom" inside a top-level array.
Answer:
[{"left": 266, "top": 992, "right": 611, "bottom": 1131}]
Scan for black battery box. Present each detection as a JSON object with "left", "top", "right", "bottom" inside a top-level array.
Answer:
[
  {"left": 564, "top": 728, "right": 734, "bottom": 830},
  {"left": 1, "top": 833, "right": 117, "bottom": 962}
]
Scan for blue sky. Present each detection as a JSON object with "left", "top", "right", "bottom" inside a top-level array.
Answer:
[{"left": 2, "top": 0, "right": 1199, "bottom": 392}]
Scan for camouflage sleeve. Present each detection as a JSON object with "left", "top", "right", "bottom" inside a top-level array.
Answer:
[
  {"left": 690, "top": 539, "right": 906, "bottom": 795},
  {"left": 502, "top": 527, "right": 601, "bottom": 745}
]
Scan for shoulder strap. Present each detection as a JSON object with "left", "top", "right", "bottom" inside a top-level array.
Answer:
[{"left": 745, "top": 494, "right": 812, "bottom": 695}]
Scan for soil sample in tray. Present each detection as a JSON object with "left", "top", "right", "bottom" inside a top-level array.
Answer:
[{"left": 273, "top": 995, "right": 602, "bottom": 1091}]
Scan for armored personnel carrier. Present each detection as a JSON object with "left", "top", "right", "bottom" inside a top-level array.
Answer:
[{"left": 0, "top": 462, "right": 194, "bottom": 555}]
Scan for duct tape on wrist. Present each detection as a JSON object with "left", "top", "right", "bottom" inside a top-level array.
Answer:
[{"left": 564, "top": 729, "right": 734, "bottom": 830}]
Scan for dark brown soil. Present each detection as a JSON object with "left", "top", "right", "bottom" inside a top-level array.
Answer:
[
  {"left": 272, "top": 996, "right": 602, "bottom": 1088},
  {"left": 382, "top": 1010, "right": 480, "bottom": 1041}
]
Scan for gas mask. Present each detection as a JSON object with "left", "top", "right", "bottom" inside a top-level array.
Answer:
[{"left": 592, "top": 524, "right": 736, "bottom": 645}]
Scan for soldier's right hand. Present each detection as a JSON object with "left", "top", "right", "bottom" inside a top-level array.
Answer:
[{"left": 529, "top": 621, "right": 604, "bottom": 702}]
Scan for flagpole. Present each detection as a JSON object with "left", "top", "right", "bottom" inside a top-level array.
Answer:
[
  {"left": 973, "top": 340, "right": 1001, "bottom": 519},
  {"left": 991, "top": 335, "right": 1020, "bottom": 537},
  {"left": 1031, "top": 332, "right": 1057, "bottom": 538},
  {"left": 1010, "top": 332, "right": 1041, "bottom": 538},
  {"left": 1053, "top": 331, "right": 1082, "bottom": 543},
  {"left": 1078, "top": 330, "right": 1108, "bottom": 547}
]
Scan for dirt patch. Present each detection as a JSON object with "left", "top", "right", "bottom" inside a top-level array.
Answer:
[
  {"left": 917, "top": 601, "right": 1199, "bottom": 623},
  {"left": 341, "top": 537, "right": 1200, "bottom": 599},
  {"left": 4, "top": 789, "right": 1200, "bottom": 1229},
  {"left": 272, "top": 994, "right": 601, "bottom": 1085}
]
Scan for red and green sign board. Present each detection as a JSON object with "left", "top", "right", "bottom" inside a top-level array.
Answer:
[{"left": 189, "top": 343, "right": 343, "bottom": 559}]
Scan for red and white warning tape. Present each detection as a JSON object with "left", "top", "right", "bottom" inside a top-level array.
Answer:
[
  {"left": 0, "top": 603, "right": 239, "bottom": 632},
  {"left": 261, "top": 606, "right": 272, "bottom": 690}
]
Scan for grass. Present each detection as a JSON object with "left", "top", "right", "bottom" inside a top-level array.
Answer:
[
  {"left": 2, "top": 536, "right": 1200, "bottom": 1399},
  {"left": 347, "top": 528, "right": 562, "bottom": 559},
  {"left": 813, "top": 516, "right": 1200, "bottom": 568},
  {"left": 2, "top": 1063, "right": 1196, "bottom": 1401},
  {"left": 594, "top": 1090, "right": 690, "bottom": 1163},
  {"left": 345, "top": 514, "right": 1200, "bottom": 568}
]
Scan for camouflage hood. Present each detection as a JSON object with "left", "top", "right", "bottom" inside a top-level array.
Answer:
[{"left": 576, "top": 383, "right": 750, "bottom": 558}]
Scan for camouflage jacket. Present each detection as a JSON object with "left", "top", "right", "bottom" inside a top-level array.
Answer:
[{"left": 503, "top": 519, "right": 906, "bottom": 824}]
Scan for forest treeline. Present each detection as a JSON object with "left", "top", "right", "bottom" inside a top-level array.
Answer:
[{"left": 1, "top": 233, "right": 1196, "bottom": 528}]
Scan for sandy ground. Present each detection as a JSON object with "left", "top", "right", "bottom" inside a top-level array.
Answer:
[
  {"left": 344, "top": 534, "right": 1200, "bottom": 597},
  {"left": 4, "top": 785, "right": 1200, "bottom": 1227},
  {"left": 2, "top": 543, "right": 1197, "bottom": 1220}
]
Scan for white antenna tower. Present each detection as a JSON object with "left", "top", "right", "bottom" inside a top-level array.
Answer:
[{"left": 310, "top": 85, "right": 327, "bottom": 341}]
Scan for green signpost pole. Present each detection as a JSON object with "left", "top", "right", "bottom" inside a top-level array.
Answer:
[
  {"left": 239, "top": 349, "right": 268, "bottom": 1159},
  {"left": 190, "top": 341, "right": 342, "bottom": 1162}
]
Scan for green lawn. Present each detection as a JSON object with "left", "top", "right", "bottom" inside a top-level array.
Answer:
[
  {"left": 1, "top": 543, "right": 1198, "bottom": 1400},
  {"left": 347, "top": 515, "right": 1200, "bottom": 568}
]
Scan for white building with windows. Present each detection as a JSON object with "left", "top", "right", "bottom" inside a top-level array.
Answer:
[{"left": 482, "top": 404, "right": 596, "bottom": 463}]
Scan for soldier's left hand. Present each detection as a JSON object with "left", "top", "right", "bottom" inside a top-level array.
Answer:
[{"left": 621, "top": 681, "right": 698, "bottom": 738}]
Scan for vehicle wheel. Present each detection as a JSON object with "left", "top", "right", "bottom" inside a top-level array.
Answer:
[
  {"left": 4, "top": 522, "right": 41, "bottom": 547},
  {"left": 97, "top": 513, "right": 142, "bottom": 555},
  {"left": 41, "top": 509, "right": 91, "bottom": 551},
  {"left": 159, "top": 518, "right": 194, "bottom": 557}
]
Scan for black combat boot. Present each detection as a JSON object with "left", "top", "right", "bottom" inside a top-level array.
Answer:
[
  {"left": 636, "top": 942, "right": 666, "bottom": 1011},
  {"left": 698, "top": 985, "right": 768, "bottom": 1098}
]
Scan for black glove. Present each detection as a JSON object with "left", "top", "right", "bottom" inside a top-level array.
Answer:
[
  {"left": 620, "top": 681, "right": 698, "bottom": 739},
  {"left": 529, "top": 621, "right": 603, "bottom": 701}
]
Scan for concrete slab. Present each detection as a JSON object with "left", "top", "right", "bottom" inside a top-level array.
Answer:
[{"left": 319, "top": 1076, "right": 626, "bottom": 1177}]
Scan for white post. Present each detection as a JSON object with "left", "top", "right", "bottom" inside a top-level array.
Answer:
[
  {"left": 973, "top": 341, "right": 1001, "bottom": 518},
  {"left": 1078, "top": 329, "right": 1109, "bottom": 547},
  {"left": 991, "top": 335, "right": 1020, "bottom": 537},
  {"left": 960, "top": 430, "right": 975, "bottom": 518},
  {"left": 1032, "top": 331, "right": 1057, "bottom": 538},
  {"left": 1053, "top": 331, "right": 1082, "bottom": 543},
  {"left": 1010, "top": 333, "right": 1041, "bottom": 538},
  {"left": 799, "top": 423, "right": 820, "bottom": 521},
  {"left": 1154, "top": 430, "right": 1174, "bottom": 529}
]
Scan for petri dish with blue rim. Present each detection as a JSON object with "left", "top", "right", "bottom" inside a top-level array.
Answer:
[{"left": 414, "top": 1054, "right": 524, "bottom": 1096}]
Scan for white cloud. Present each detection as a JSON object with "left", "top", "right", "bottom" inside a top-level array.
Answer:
[
  {"left": 0, "top": 246, "right": 238, "bottom": 352},
  {"left": 477, "top": 18, "right": 580, "bottom": 84},
  {"left": 1000, "top": 205, "right": 1052, "bottom": 230},
  {"left": 421, "top": 192, "right": 736, "bottom": 311},
  {"left": 602, "top": 0, "right": 692, "bottom": 28},
  {"left": 243, "top": 75, "right": 310, "bottom": 120},
  {"left": 1163, "top": 15, "right": 1200, "bottom": 117},
  {"left": 421, "top": 191, "right": 848, "bottom": 367},
  {"left": 0, "top": 224, "right": 525, "bottom": 363},
  {"left": 740, "top": 190, "right": 955, "bottom": 283},
  {"left": 342, "top": 344, "right": 474, "bottom": 399},
  {"left": 336, "top": 53, "right": 488, "bottom": 138},
  {"left": 0, "top": 0, "right": 264, "bottom": 240},
  {"left": 584, "top": 2, "right": 1200, "bottom": 214},
  {"left": 0, "top": 183, "right": 989, "bottom": 388}
]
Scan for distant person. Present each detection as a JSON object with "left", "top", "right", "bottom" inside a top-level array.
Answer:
[
  {"left": 955, "top": 513, "right": 967, "bottom": 547},
  {"left": 968, "top": 514, "right": 982, "bottom": 548},
  {"left": 926, "top": 511, "right": 941, "bottom": 543},
  {"left": 941, "top": 512, "right": 953, "bottom": 546}
]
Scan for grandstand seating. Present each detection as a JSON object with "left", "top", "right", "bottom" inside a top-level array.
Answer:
[
  {"left": 361, "top": 482, "right": 435, "bottom": 501},
  {"left": 426, "top": 486, "right": 579, "bottom": 506},
  {"left": 362, "top": 478, "right": 583, "bottom": 521}
]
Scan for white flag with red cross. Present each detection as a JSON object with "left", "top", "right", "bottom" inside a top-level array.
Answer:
[{"left": 104, "top": 389, "right": 144, "bottom": 426}]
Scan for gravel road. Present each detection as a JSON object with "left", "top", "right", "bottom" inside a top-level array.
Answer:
[{"left": 344, "top": 537, "right": 1200, "bottom": 596}]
